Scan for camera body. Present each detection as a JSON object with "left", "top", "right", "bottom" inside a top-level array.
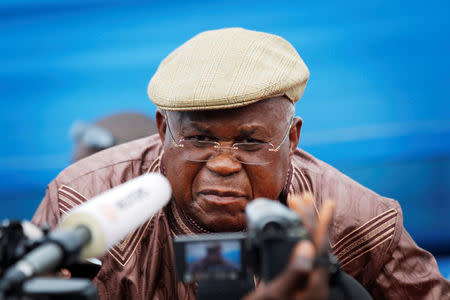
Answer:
[{"left": 173, "top": 198, "right": 309, "bottom": 283}]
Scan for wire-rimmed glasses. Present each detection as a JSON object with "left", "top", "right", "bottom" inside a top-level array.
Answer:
[{"left": 165, "top": 115, "right": 292, "bottom": 165}]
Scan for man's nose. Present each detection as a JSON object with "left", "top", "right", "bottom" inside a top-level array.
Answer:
[{"left": 206, "top": 153, "right": 242, "bottom": 176}]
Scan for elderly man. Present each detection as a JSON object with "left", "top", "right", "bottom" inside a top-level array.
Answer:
[{"left": 32, "top": 28, "right": 449, "bottom": 299}]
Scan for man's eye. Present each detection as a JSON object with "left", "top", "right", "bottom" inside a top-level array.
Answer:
[
  {"left": 187, "top": 135, "right": 216, "bottom": 142},
  {"left": 241, "top": 137, "right": 263, "bottom": 144},
  {"left": 237, "top": 142, "right": 265, "bottom": 152}
]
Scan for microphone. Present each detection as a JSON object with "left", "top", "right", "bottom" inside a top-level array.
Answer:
[
  {"left": 0, "top": 173, "right": 171, "bottom": 292},
  {"left": 59, "top": 172, "right": 171, "bottom": 259}
]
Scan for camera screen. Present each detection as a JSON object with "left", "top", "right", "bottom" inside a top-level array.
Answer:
[{"left": 184, "top": 240, "right": 241, "bottom": 281}]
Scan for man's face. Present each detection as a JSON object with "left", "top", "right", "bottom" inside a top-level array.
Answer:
[{"left": 157, "top": 97, "right": 301, "bottom": 232}]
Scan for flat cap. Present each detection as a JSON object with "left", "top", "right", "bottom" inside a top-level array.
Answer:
[{"left": 148, "top": 28, "right": 309, "bottom": 111}]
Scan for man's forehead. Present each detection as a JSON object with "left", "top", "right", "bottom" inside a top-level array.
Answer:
[{"left": 168, "top": 96, "right": 293, "bottom": 123}]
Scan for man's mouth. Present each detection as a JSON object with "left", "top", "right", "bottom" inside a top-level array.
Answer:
[{"left": 198, "top": 189, "right": 248, "bottom": 203}]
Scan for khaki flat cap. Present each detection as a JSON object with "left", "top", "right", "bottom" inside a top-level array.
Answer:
[{"left": 148, "top": 27, "right": 309, "bottom": 111}]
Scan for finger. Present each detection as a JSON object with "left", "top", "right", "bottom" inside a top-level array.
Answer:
[
  {"left": 288, "top": 192, "right": 317, "bottom": 236},
  {"left": 299, "top": 192, "right": 317, "bottom": 234},
  {"left": 287, "top": 194, "right": 302, "bottom": 215},
  {"left": 313, "top": 199, "right": 335, "bottom": 254},
  {"left": 301, "top": 191, "right": 314, "bottom": 207},
  {"left": 287, "top": 192, "right": 314, "bottom": 214},
  {"left": 281, "top": 241, "right": 316, "bottom": 291},
  {"left": 292, "top": 241, "right": 329, "bottom": 300},
  {"left": 291, "top": 240, "right": 315, "bottom": 276}
]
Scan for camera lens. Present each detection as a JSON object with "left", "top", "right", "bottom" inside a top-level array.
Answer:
[{"left": 262, "top": 222, "right": 285, "bottom": 236}]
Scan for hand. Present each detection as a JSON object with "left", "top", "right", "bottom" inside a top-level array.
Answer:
[{"left": 244, "top": 193, "right": 335, "bottom": 300}]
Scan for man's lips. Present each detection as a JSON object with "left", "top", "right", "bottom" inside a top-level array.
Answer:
[{"left": 197, "top": 189, "right": 249, "bottom": 203}]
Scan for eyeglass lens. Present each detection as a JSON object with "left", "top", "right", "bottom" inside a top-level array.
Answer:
[{"left": 178, "top": 140, "right": 274, "bottom": 165}]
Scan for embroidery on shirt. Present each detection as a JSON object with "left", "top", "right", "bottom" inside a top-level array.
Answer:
[
  {"left": 289, "top": 166, "right": 320, "bottom": 217},
  {"left": 170, "top": 199, "right": 195, "bottom": 235},
  {"left": 108, "top": 220, "right": 153, "bottom": 267},
  {"left": 146, "top": 151, "right": 163, "bottom": 175},
  {"left": 58, "top": 185, "right": 86, "bottom": 215},
  {"left": 332, "top": 208, "right": 397, "bottom": 267}
]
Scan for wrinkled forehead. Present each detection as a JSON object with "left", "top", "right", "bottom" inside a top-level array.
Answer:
[{"left": 167, "top": 96, "right": 293, "bottom": 130}]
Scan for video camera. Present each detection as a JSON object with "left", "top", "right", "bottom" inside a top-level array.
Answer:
[
  {"left": 173, "top": 198, "right": 310, "bottom": 283},
  {"left": 173, "top": 198, "right": 373, "bottom": 300}
]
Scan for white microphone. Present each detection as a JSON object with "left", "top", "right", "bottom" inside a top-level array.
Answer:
[
  {"left": 0, "top": 173, "right": 171, "bottom": 292},
  {"left": 59, "top": 172, "right": 172, "bottom": 259}
]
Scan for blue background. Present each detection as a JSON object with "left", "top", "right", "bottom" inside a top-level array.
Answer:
[{"left": 1, "top": 0, "right": 449, "bottom": 276}]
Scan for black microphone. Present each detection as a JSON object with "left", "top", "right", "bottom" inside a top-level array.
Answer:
[{"left": 0, "top": 226, "right": 90, "bottom": 293}]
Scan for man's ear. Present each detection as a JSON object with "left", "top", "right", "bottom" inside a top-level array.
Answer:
[
  {"left": 155, "top": 110, "right": 167, "bottom": 145},
  {"left": 289, "top": 116, "right": 302, "bottom": 156}
]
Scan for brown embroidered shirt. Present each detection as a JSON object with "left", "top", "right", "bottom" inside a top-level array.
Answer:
[{"left": 32, "top": 134, "right": 449, "bottom": 299}]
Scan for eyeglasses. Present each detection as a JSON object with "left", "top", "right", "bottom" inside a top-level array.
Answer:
[{"left": 165, "top": 114, "right": 292, "bottom": 165}]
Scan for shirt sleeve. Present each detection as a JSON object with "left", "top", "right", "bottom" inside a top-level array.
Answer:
[
  {"left": 371, "top": 205, "right": 450, "bottom": 299},
  {"left": 31, "top": 179, "right": 60, "bottom": 229}
]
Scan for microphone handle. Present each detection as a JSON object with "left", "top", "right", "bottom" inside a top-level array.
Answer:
[
  {"left": 0, "top": 226, "right": 91, "bottom": 294},
  {"left": 48, "top": 226, "right": 91, "bottom": 266}
]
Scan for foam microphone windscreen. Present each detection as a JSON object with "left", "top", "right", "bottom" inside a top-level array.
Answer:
[{"left": 59, "top": 173, "right": 171, "bottom": 259}]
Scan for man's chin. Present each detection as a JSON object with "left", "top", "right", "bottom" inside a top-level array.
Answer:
[
  {"left": 188, "top": 198, "right": 248, "bottom": 232},
  {"left": 195, "top": 214, "right": 247, "bottom": 232}
]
